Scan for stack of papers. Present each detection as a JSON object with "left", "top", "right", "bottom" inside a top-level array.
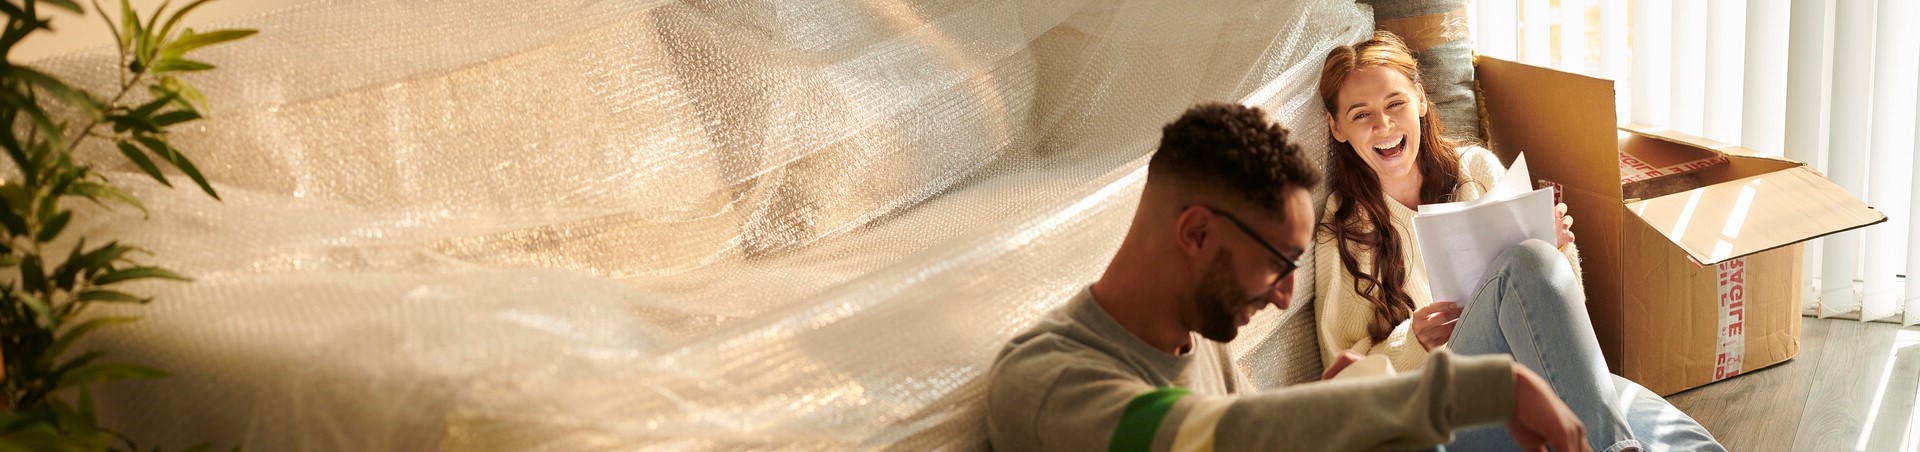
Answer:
[{"left": 1411, "top": 155, "right": 1558, "bottom": 304}]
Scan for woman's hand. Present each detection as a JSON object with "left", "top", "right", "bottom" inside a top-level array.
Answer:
[
  {"left": 1411, "top": 301, "right": 1462, "bottom": 351},
  {"left": 1555, "top": 203, "right": 1576, "bottom": 248}
]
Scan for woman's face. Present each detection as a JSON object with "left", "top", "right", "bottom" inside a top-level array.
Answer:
[{"left": 1327, "top": 66, "right": 1425, "bottom": 187}]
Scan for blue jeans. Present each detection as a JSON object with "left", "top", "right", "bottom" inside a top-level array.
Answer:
[{"left": 1444, "top": 240, "right": 1723, "bottom": 452}]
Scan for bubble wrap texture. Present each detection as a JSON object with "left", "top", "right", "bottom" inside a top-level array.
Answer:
[{"left": 30, "top": 0, "right": 1370, "bottom": 449}]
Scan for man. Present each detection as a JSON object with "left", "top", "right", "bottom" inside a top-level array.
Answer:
[{"left": 985, "top": 103, "right": 1589, "bottom": 451}]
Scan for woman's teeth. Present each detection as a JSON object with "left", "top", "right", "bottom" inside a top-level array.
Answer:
[{"left": 1373, "top": 136, "right": 1405, "bottom": 158}]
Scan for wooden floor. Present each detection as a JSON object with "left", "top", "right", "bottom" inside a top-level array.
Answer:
[{"left": 1667, "top": 317, "right": 1920, "bottom": 452}]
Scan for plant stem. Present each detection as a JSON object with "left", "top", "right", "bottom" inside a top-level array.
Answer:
[{"left": 62, "top": 68, "right": 145, "bottom": 152}]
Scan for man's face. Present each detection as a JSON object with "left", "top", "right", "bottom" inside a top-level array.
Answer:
[{"left": 1190, "top": 187, "right": 1314, "bottom": 343}]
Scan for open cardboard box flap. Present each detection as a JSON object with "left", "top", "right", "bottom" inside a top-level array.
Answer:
[
  {"left": 1479, "top": 54, "right": 1883, "bottom": 393},
  {"left": 1617, "top": 126, "right": 1884, "bottom": 266},
  {"left": 1477, "top": 56, "right": 1886, "bottom": 267},
  {"left": 1474, "top": 57, "right": 1620, "bottom": 199},
  {"left": 1625, "top": 164, "right": 1884, "bottom": 266}
]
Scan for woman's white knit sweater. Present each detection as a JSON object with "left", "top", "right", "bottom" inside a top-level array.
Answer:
[{"left": 1313, "top": 146, "right": 1585, "bottom": 372}]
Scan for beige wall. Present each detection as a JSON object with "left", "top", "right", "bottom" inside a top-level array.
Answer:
[{"left": 15, "top": 0, "right": 315, "bottom": 62}]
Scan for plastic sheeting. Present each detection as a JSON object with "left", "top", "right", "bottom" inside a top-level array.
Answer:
[{"left": 31, "top": 0, "right": 1370, "bottom": 449}]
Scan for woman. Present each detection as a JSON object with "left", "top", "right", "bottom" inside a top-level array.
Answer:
[{"left": 1311, "top": 31, "right": 1721, "bottom": 452}]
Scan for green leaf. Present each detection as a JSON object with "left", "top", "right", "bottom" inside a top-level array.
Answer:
[
  {"left": 78, "top": 385, "right": 96, "bottom": 428},
  {"left": 56, "top": 363, "right": 167, "bottom": 390},
  {"left": 0, "top": 89, "right": 64, "bottom": 149},
  {"left": 134, "top": 136, "right": 216, "bottom": 199},
  {"left": 53, "top": 237, "right": 87, "bottom": 290},
  {"left": 75, "top": 290, "right": 143, "bottom": 303},
  {"left": 8, "top": 65, "right": 101, "bottom": 117},
  {"left": 0, "top": 183, "right": 30, "bottom": 210},
  {"left": 48, "top": 317, "right": 139, "bottom": 367},
  {"left": 145, "top": 0, "right": 172, "bottom": 41},
  {"left": 72, "top": 182, "right": 147, "bottom": 216},
  {"left": 119, "top": 0, "right": 140, "bottom": 57},
  {"left": 91, "top": 0, "right": 124, "bottom": 55},
  {"left": 93, "top": 266, "right": 190, "bottom": 285},
  {"left": 20, "top": 256, "right": 47, "bottom": 294},
  {"left": 161, "top": 28, "right": 253, "bottom": 59},
  {"left": 19, "top": 292, "right": 50, "bottom": 327},
  {"left": 0, "top": 192, "right": 29, "bottom": 237},
  {"left": 108, "top": 114, "right": 153, "bottom": 134},
  {"left": 116, "top": 141, "right": 170, "bottom": 187},
  {"left": 44, "top": 0, "right": 85, "bottom": 15},
  {"left": 130, "top": 91, "right": 176, "bottom": 119},
  {"left": 158, "top": 0, "right": 216, "bottom": 43},
  {"left": 35, "top": 210, "right": 71, "bottom": 243},
  {"left": 175, "top": 79, "right": 207, "bottom": 111},
  {"left": 149, "top": 58, "right": 214, "bottom": 73},
  {"left": 51, "top": 351, "right": 105, "bottom": 376},
  {"left": 151, "top": 109, "right": 199, "bottom": 127},
  {"left": 63, "top": 241, "right": 134, "bottom": 278},
  {"left": 0, "top": 140, "right": 31, "bottom": 181}
]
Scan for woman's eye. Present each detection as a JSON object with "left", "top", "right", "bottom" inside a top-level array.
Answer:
[
  {"left": 1388, "top": 101, "right": 1405, "bottom": 109},
  {"left": 1353, "top": 112, "right": 1369, "bottom": 121}
]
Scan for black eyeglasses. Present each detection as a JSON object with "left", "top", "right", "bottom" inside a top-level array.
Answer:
[{"left": 1205, "top": 207, "right": 1304, "bottom": 283}]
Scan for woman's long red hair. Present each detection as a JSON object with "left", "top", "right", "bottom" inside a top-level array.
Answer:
[{"left": 1316, "top": 31, "right": 1466, "bottom": 343}]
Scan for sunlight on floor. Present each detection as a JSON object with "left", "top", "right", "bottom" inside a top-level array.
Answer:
[{"left": 1864, "top": 328, "right": 1920, "bottom": 451}]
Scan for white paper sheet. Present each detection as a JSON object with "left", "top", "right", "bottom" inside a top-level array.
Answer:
[{"left": 1412, "top": 155, "right": 1558, "bottom": 304}]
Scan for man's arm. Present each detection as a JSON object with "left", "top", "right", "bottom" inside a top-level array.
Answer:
[
  {"left": 993, "top": 345, "right": 1524, "bottom": 451},
  {"left": 1209, "top": 350, "right": 1515, "bottom": 451}
]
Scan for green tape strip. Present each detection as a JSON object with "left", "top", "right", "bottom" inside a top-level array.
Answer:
[{"left": 1109, "top": 387, "right": 1191, "bottom": 452}]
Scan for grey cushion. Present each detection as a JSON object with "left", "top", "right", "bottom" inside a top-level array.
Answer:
[{"left": 1358, "top": 0, "right": 1480, "bottom": 142}]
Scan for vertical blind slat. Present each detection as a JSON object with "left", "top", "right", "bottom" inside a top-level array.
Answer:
[
  {"left": 1821, "top": 0, "right": 1876, "bottom": 316},
  {"left": 1906, "top": 57, "right": 1920, "bottom": 325},
  {"left": 1862, "top": 0, "right": 1917, "bottom": 320},
  {"left": 1631, "top": 0, "right": 1670, "bottom": 126},
  {"left": 1703, "top": 0, "right": 1745, "bottom": 144},
  {"left": 1561, "top": 0, "right": 1589, "bottom": 73},
  {"left": 1523, "top": 0, "right": 1552, "bottom": 64},
  {"left": 1601, "top": 0, "right": 1630, "bottom": 116},
  {"left": 1742, "top": 0, "right": 1790, "bottom": 155},
  {"left": 1477, "top": 0, "right": 1520, "bottom": 61},
  {"left": 1669, "top": 1, "right": 1708, "bottom": 135},
  {"left": 1784, "top": 0, "right": 1835, "bottom": 312}
]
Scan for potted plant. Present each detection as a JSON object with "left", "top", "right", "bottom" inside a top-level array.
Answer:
[{"left": 0, "top": 0, "right": 251, "bottom": 449}]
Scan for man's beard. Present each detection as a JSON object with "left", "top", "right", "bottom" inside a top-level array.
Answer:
[{"left": 1192, "top": 250, "right": 1254, "bottom": 343}]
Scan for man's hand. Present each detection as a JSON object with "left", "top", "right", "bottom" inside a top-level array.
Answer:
[
  {"left": 1555, "top": 203, "right": 1576, "bottom": 248},
  {"left": 1411, "top": 301, "right": 1462, "bottom": 351},
  {"left": 1320, "top": 350, "right": 1364, "bottom": 381},
  {"left": 1506, "top": 365, "right": 1590, "bottom": 452}
]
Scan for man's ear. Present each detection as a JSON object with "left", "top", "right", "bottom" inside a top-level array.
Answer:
[
  {"left": 1173, "top": 205, "right": 1213, "bottom": 258},
  {"left": 1326, "top": 113, "right": 1346, "bottom": 143}
]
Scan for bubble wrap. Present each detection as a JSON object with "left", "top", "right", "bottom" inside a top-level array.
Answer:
[{"left": 29, "top": 0, "right": 1370, "bottom": 449}]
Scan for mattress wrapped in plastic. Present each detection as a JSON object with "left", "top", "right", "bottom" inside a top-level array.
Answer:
[{"left": 30, "top": 0, "right": 1370, "bottom": 449}]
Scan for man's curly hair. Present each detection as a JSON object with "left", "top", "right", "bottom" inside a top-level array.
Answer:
[{"left": 1149, "top": 103, "right": 1321, "bottom": 211}]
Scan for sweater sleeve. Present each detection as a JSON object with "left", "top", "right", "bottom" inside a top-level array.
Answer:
[
  {"left": 991, "top": 339, "right": 1518, "bottom": 452},
  {"left": 1209, "top": 351, "right": 1519, "bottom": 451},
  {"left": 1560, "top": 241, "right": 1587, "bottom": 295},
  {"left": 1314, "top": 207, "right": 1432, "bottom": 373}
]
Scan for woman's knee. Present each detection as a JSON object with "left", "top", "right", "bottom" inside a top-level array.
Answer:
[
  {"left": 1491, "top": 239, "right": 1575, "bottom": 292},
  {"left": 1494, "top": 239, "right": 1562, "bottom": 271}
]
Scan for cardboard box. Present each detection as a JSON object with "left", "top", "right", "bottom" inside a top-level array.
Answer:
[{"left": 1474, "top": 57, "right": 1887, "bottom": 396}]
